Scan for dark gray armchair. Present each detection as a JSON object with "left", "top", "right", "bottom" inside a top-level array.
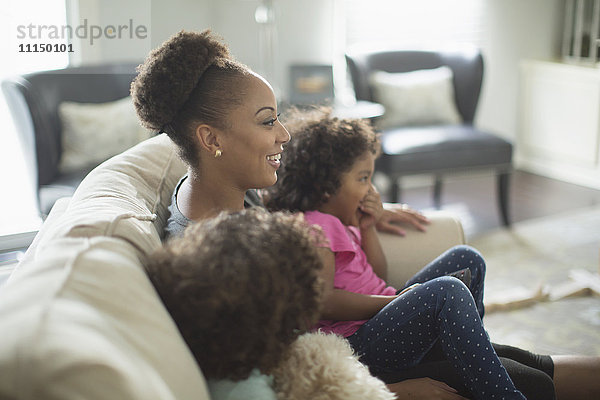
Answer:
[
  {"left": 346, "top": 48, "right": 512, "bottom": 226},
  {"left": 2, "top": 63, "right": 140, "bottom": 216}
]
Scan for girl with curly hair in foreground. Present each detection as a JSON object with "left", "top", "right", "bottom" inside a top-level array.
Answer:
[{"left": 145, "top": 209, "right": 324, "bottom": 399}]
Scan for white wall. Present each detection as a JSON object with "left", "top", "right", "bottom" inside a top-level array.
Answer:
[
  {"left": 70, "top": 0, "right": 565, "bottom": 144},
  {"left": 69, "top": 0, "right": 336, "bottom": 98},
  {"left": 67, "top": 0, "right": 151, "bottom": 64},
  {"left": 477, "top": 0, "right": 564, "bottom": 141},
  {"left": 149, "top": 0, "right": 215, "bottom": 48},
  {"left": 210, "top": 0, "right": 336, "bottom": 98},
  {"left": 68, "top": 0, "right": 215, "bottom": 64}
]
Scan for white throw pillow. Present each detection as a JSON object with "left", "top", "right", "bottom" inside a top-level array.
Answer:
[
  {"left": 369, "top": 66, "right": 462, "bottom": 129},
  {"left": 59, "top": 96, "right": 151, "bottom": 173}
]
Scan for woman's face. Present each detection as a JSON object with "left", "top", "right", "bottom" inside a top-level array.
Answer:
[{"left": 216, "top": 73, "right": 290, "bottom": 190}]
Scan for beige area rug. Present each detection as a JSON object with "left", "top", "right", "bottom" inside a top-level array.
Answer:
[{"left": 469, "top": 205, "right": 600, "bottom": 356}]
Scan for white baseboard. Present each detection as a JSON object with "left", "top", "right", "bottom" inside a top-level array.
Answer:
[{"left": 515, "top": 155, "right": 600, "bottom": 190}]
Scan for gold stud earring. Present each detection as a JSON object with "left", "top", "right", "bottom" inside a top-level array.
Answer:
[{"left": 214, "top": 149, "right": 222, "bottom": 158}]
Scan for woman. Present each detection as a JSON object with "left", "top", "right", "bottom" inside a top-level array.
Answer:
[
  {"left": 131, "top": 30, "right": 427, "bottom": 239},
  {"left": 131, "top": 30, "right": 598, "bottom": 400}
]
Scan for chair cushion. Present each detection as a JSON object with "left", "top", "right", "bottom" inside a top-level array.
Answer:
[
  {"left": 58, "top": 96, "right": 151, "bottom": 174},
  {"left": 0, "top": 134, "right": 211, "bottom": 400},
  {"left": 369, "top": 67, "right": 462, "bottom": 129},
  {"left": 346, "top": 49, "right": 484, "bottom": 124},
  {"left": 377, "top": 124, "right": 513, "bottom": 174}
]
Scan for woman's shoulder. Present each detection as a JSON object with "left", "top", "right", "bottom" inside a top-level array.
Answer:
[
  {"left": 244, "top": 189, "right": 265, "bottom": 208},
  {"left": 164, "top": 175, "right": 192, "bottom": 240}
]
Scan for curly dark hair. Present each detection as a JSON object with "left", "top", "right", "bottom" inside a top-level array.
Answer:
[
  {"left": 264, "top": 110, "right": 380, "bottom": 212},
  {"left": 145, "top": 209, "right": 323, "bottom": 381},
  {"left": 131, "top": 30, "right": 251, "bottom": 168}
]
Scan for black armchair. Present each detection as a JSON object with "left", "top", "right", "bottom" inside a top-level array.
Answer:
[
  {"left": 2, "top": 63, "right": 140, "bottom": 217},
  {"left": 346, "top": 48, "right": 512, "bottom": 226}
]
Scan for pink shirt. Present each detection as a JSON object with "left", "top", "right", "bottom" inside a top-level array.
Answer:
[{"left": 304, "top": 210, "right": 397, "bottom": 337}]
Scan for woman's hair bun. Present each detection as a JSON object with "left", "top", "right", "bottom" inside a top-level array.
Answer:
[{"left": 131, "top": 30, "right": 231, "bottom": 131}]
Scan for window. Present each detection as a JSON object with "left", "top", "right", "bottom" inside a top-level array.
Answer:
[
  {"left": 344, "top": 0, "right": 484, "bottom": 49},
  {"left": 0, "top": 0, "right": 69, "bottom": 242}
]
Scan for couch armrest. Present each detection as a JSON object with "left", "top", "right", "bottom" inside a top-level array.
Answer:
[{"left": 378, "top": 211, "right": 465, "bottom": 289}]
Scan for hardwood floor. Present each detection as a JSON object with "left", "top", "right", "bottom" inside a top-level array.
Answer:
[{"left": 382, "top": 170, "right": 600, "bottom": 240}]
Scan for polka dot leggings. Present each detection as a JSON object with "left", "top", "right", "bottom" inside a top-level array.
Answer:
[
  {"left": 346, "top": 276, "right": 526, "bottom": 400},
  {"left": 404, "top": 245, "right": 486, "bottom": 319}
]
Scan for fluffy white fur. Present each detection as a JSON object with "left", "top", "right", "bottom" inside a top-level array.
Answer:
[{"left": 272, "top": 332, "right": 396, "bottom": 400}]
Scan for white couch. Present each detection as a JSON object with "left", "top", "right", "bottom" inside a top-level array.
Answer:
[{"left": 0, "top": 134, "right": 465, "bottom": 400}]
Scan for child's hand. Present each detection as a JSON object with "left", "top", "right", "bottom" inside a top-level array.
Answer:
[{"left": 359, "top": 186, "right": 384, "bottom": 231}]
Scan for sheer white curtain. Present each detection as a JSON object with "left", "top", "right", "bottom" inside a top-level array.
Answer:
[
  {"left": 0, "top": 0, "right": 68, "bottom": 240},
  {"left": 345, "top": 0, "right": 484, "bottom": 49}
]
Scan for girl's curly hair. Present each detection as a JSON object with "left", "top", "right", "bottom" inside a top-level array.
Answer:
[
  {"left": 264, "top": 110, "right": 380, "bottom": 212},
  {"left": 145, "top": 209, "right": 323, "bottom": 381},
  {"left": 131, "top": 30, "right": 251, "bottom": 168}
]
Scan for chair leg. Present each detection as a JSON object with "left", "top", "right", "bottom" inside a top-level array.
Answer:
[
  {"left": 497, "top": 172, "right": 511, "bottom": 226},
  {"left": 433, "top": 176, "right": 442, "bottom": 209},
  {"left": 391, "top": 180, "right": 401, "bottom": 203}
]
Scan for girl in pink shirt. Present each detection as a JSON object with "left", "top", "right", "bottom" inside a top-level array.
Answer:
[{"left": 264, "top": 114, "right": 527, "bottom": 400}]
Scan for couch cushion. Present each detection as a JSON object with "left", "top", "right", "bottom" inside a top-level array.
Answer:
[{"left": 0, "top": 135, "right": 210, "bottom": 399}]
